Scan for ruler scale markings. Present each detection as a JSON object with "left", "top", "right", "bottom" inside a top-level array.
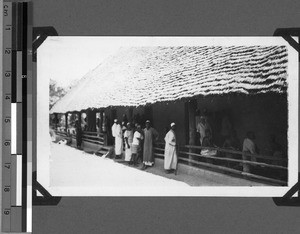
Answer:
[
  {"left": 21, "top": 2, "right": 28, "bottom": 232},
  {"left": 17, "top": 2, "right": 23, "bottom": 51},
  {"left": 26, "top": 2, "right": 32, "bottom": 232},
  {"left": 16, "top": 52, "right": 23, "bottom": 102},
  {"left": 11, "top": 50, "right": 16, "bottom": 103},
  {"left": 10, "top": 155, "right": 17, "bottom": 206},
  {"left": 11, "top": 2, "right": 18, "bottom": 232},
  {"left": 11, "top": 103, "right": 17, "bottom": 155},
  {"left": 2, "top": 1, "right": 31, "bottom": 232},
  {"left": 2, "top": 2, "right": 12, "bottom": 232},
  {"left": 17, "top": 103, "right": 22, "bottom": 154},
  {"left": 11, "top": 2, "right": 16, "bottom": 103},
  {"left": 16, "top": 155, "right": 22, "bottom": 207}
]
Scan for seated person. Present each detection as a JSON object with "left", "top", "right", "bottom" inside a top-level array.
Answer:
[
  {"left": 201, "top": 129, "right": 217, "bottom": 164},
  {"left": 242, "top": 131, "right": 258, "bottom": 173},
  {"left": 268, "top": 134, "right": 285, "bottom": 166},
  {"left": 65, "top": 131, "right": 72, "bottom": 146}
]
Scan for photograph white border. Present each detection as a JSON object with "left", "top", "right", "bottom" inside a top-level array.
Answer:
[{"left": 37, "top": 36, "right": 298, "bottom": 197}]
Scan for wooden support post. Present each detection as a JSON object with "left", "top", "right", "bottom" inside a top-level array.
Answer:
[
  {"left": 54, "top": 113, "right": 58, "bottom": 130},
  {"left": 99, "top": 111, "right": 103, "bottom": 133},
  {"left": 188, "top": 100, "right": 197, "bottom": 164},
  {"left": 104, "top": 133, "right": 108, "bottom": 146},
  {"left": 78, "top": 112, "right": 82, "bottom": 126},
  {"left": 65, "top": 113, "right": 68, "bottom": 133},
  {"left": 86, "top": 109, "right": 96, "bottom": 132}
]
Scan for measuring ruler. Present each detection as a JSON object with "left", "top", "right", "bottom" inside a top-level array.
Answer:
[{"left": 2, "top": 1, "right": 32, "bottom": 232}]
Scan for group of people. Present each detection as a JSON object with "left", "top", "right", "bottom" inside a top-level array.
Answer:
[
  {"left": 195, "top": 113, "right": 285, "bottom": 172},
  {"left": 111, "top": 119, "right": 178, "bottom": 173},
  {"left": 71, "top": 109, "right": 285, "bottom": 175},
  {"left": 186, "top": 105, "right": 285, "bottom": 174}
]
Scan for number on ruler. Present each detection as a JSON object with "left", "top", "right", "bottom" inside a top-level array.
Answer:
[
  {"left": 5, "top": 48, "right": 11, "bottom": 54},
  {"left": 5, "top": 71, "right": 11, "bottom": 78},
  {"left": 5, "top": 25, "right": 11, "bottom": 31},
  {"left": 5, "top": 95, "right": 10, "bottom": 100},
  {"left": 3, "top": 5, "right": 9, "bottom": 17},
  {"left": 4, "top": 186, "right": 10, "bottom": 193},
  {"left": 3, "top": 209, "right": 10, "bottom": 215},
  {"left": 3, "top": 141, "right": 10, "bottom": 147},
  {"left": 4, "top": 117, "right": 10, "bottom": 123},
  {"left": 4, "top": 163, "right": 10, "bottom": 169}
]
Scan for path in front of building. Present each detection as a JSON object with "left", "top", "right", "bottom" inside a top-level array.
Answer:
[
  {"left": 119, "top": 158, "right": 265, "bottom": 187},
  {"left": 49, "top": 142, "right": 188, "bottom": 195},
  {"left": 48, "top": 142, "right": 264, "bottom": 194}
]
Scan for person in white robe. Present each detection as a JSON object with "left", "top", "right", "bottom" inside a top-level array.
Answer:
[
  {"left": 164, "top": 122, "right": 178, "bottom": 173},
  {"left": 131, "top": 124, "right": 144, "bottom": 166},
  {"left": 196, "top": 116, "right": 212, "bottom": 145},
  {"left": 111, "top": 119, "right": 117, "bottom": 138},
  {"left": 242, "top": 131, "right": 258, "bottom": 173},
  {"left": 114, "top": 121, "right": 123, "bottom": 159},
  {"left": 124, "top": 123, "right": 133, "bottom": 163}
]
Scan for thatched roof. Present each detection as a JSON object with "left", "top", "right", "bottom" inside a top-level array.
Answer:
[{"left": 50, "top": 45, "right": 288, "bottom": 113}]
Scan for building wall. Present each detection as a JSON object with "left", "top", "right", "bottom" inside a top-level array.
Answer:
[
  {"left": 195, "top": 93, "right": 288, "bottom": 156},
  {"left": 101, "top": 93, "right": 288, "bottom": 157},
  {"left": 152, "top": 101, "right": 187, "bottom": 144}
]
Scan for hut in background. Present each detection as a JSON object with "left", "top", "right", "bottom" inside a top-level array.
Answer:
[{"left": 50, "top": 45, "right": 288, "bottom": 158}]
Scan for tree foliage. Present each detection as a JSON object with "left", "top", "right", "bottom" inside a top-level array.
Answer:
[{"left": 49, "top": 79, "right": 67, "bottom": 110}]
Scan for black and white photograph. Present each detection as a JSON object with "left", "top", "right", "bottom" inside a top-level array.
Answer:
[{"left": 37, "top": 37, "right": 298, "bottom": 196}]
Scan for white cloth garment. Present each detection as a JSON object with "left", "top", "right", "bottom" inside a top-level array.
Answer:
[
  {"left": 242, "top": 138, "right": 257, "bottom": 154},
  {"left": 124, "top": 130, "right": 133, "bottom": 161},
  {"left": 111, "top": 123, "right": 117, "bottom": 137},
  {"left": 242, "top": 137, "right": 257, "bottom": 172},
  {"left": 164, "top": 130, "right": 178, "bottom": 170},
  {"left": 114, "top": 124, "right": 123, "bottom": 155},
  {"left": 132, "top": 131, "right": 143, "bottom": 145}
]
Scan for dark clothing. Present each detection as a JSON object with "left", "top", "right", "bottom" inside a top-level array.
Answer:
[
  {"left": 143, "top": 127, "right": 159, "bottom": 165},
  {"left": 76, "top": 126, "right": 82, "bottom": 148},
  {"left": 223, "top": 136, "right": 241, "bottom": 150}
]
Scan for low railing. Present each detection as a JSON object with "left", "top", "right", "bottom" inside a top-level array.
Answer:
[
  {"left": 154, "top": 142, "right": 287, "bottom": 186},
  {"left": 54, "top": 130, "right": 107, "bottom": 146},
  {"left": 82, "top": 131, "right": 107, "bottom": 146}
]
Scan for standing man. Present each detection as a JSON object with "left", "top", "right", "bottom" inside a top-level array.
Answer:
[
  {"left": 124, "top": 122, "right": 134, "bottom": 164},
  {"left": 111, "top": 119, "right": 117, "bottom": 138},
  {"left": 196, "top": 116, "right": 212, "bottom": 145},
  {"left": 164, "top": 122, "right": 178, "bottom": 174},
  {"left": 142, "top": 120, "right": 159, "bottom": 170},
  {"left": 75, "top": 120, "right": 82, "bottom": 149},
  {"left": 114, "top": 120, "right": 123, "bottom": 159},
  {"left": 131, "top": 124, "right": 144, "bottom": 166},
  {"left": 242, "top": 131, "right": 258, "bottom": 173}
]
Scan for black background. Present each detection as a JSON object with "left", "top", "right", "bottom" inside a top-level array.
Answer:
[{"left": 32, "top": 0, "right": 300, "bottom": 233}]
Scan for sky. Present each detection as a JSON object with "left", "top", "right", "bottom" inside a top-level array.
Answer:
[{"left": 38, "top": 37, "right": 121, "bottom": 88}]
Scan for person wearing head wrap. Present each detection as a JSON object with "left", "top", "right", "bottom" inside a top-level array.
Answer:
[
  {"left": 141, "top": 120, "right": 159, "bottom": 170},
  {"left": 131, "top": 124, "right": 144, "bottom": 166},
  {"left": 112, "top": 119, "right": 123, "bottom": 159},
  {"left": 116, "top": 121, "right": 124, "bottom": 159},
  {"left": 124, "top": 122, "right": 134, "bottom": 163},
  {"left": 164, "top": 123, "right": 178, "bottom": 173},
  {"left": 196, "top": 116, "right": 212, "bottom": 145},
  {"left": 75, "top": 120, "right": 82, "bottom": 149},
  {"left": 111, "top": 119, "right": 118, "bottom": 138},
  {"left": 242, "top": 131, "right": 258, "bottom": 172}
]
